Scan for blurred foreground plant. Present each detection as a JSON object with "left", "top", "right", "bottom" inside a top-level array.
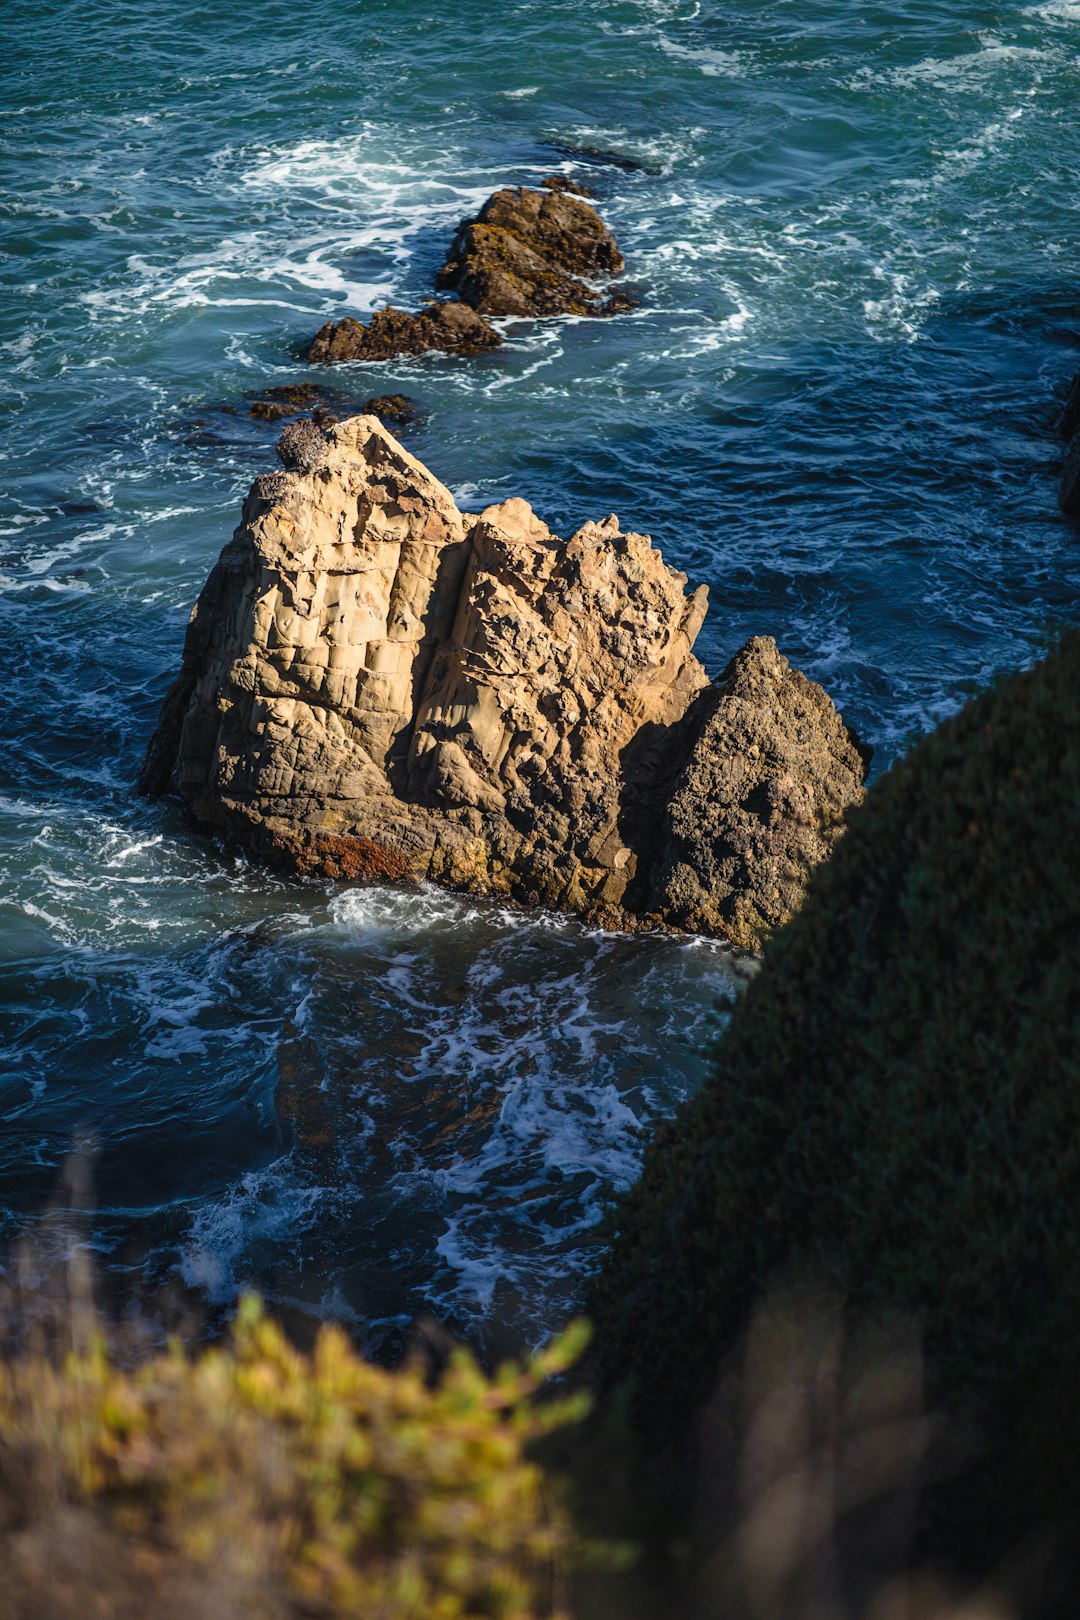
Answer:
[{"left": 0, "top": 1284, "right": 592, "bottom": 1620}]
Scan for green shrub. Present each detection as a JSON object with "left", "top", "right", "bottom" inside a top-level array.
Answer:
[
  {"left": 591, "top": 629, "right": 1080, "bottom": 1545},
  {"left": 0, "top": 1296, "right": 592, "bottom": 1620}
]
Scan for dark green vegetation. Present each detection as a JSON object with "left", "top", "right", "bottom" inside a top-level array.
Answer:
[
  {"left": 593, "top": 628, "right": 1080, "bottom": 1550},
  {"left": 1059, "top": 366, "right": 1080, "bottom": 518}
]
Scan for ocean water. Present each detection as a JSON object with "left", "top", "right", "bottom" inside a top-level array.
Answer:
[{"left": 2, "top": 0, "right": 1078, "bottom": 1352}]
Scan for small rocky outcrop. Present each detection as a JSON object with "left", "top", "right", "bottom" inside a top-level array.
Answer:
[
  {"left": 304, "top": 181, "right": 633, "bottom": 365},
  {"left": 435, "top": 184, "right": 633, "bottom": 318},
  {"left": 247, "top": 382, "right": 328, "bottom": 423},
  {"left": 142, "top": 415, "right": 865, "bottom": 945},
  {"left": 245, "top": 384, "right": 425, "bottom": 432},
  {"left": 360, "top": 394, "right": 425, "bottom": 429},
  {"left": 539, "top": 174, "right": 596, "bottom": 197},
  {"left": 1060, "top": 367, "right": 1080, "bottom": 518},
  {"left": 306, "top": 300, "right": 501, "bottom": 366}
]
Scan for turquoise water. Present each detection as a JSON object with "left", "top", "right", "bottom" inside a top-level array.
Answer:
[{"left": 2, "top": 0, "right": 1078, "bottom": 1350}]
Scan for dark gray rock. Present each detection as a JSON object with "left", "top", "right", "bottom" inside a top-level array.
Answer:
[{"left": 649, "top": 637, "right": 868, "bottom": 948}]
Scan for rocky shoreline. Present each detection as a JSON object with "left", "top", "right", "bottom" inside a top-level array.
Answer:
[{"left": 142, "top": 414, "right": 866, "bottom": 949}]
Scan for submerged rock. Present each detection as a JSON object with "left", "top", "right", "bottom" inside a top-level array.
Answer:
[
  {"left": 435, "top": 183, "right": 632, "bottom": 318},
  {"left": 246, "top": 384, "right": 425, "bottom": 433},
  {"left": 248, "top": 382, "right": 327, "bottom": 423},
  {"left": 545, "top": 141, "right": 657, "bottom": 174},
  {"left": 305, "top": 300, "right": 501, "bottom": 365},
  {"left": 141, "top": 415, "right": 864, "bottom": 944}
]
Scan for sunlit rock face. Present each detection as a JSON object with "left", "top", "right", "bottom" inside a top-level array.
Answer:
[{"left": 142, "top": 414, "right": 865, "bottom": 945}]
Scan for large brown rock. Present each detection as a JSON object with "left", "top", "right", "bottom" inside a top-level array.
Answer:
[
  {"left": 305, "top": 300, "right": 501, "bottom": 365},
  {"left": 435, "top": 184, "right": 633, "bottom": 318},
  {"left": 142, "top": 415, "right": 865, "bottom": 944}
]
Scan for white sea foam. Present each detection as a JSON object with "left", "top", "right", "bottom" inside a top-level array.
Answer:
[
  {"left": 78, "top": 130, "right": 508, "bottom": 326},
  {"left": 451, "top": 479, "right": 513, "bottom": 510},
  {"left": 1024, "top": 0, "right": 1080, "bottom": 19},
  {"left": 0, "top": 330, "right": 39, "bottom": 360},
  {"left": 328, "top": 881, "right": 577, "bottom": 945},
  {"left": 317, "top": 888, "right": 740, "bottom": 1329},
  {"left": 180, "top": 1162, "right": 330, "bottom": 1303},
  {"left": 863, "top": 269, "right": 941, "bottom": 342},
  {"left": 655, "top": 35, "right": 750, "bottom": 76}
]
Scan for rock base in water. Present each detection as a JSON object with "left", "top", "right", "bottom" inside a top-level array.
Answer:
[
  {"left": 142, "top": 415, "right": 865, "bottom": 946},
  {"left": 435, "top": 183, "right": 633, "bottom": 318},
  {"left": 306, "top": 301, "right": 501, "bottom": 365},
  {"left": 304, "top": 181, "right": 633, "bottom": 365}
]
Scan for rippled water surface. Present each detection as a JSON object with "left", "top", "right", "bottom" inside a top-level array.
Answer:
[{"left": 2, "top": 0, "right": 1078, "bottom": 1349}]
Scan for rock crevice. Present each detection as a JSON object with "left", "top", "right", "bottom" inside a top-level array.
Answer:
[{"left": 142, "top": 415, "right": 866, "bottom": 946}]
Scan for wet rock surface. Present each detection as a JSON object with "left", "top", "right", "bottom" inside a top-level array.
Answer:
[
  {"left": 303, "top": 180, "right": 633, "bottom": 364},
  {"left": 360, "top": 393, "right": 426, "bottom": 429},
  {"left": 436, "top": 183, "right": 632, "bottom": 318},
  {"left": 306, "top": 300, "right": 501, "bottom": 365},
  {"left": 142, "top": 415, "right": 864, "bottom": 945},
  {"left": 539, "top": 175, "right": 596, "bottom": 198}
]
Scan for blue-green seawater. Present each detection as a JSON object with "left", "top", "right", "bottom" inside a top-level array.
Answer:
[{"left": 2, "top": 0, "right": 1078, "bottom": 1350}]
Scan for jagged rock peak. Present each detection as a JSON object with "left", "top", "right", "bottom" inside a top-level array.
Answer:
[{"left": 142, "top": 415, "right": 866, "bottom": 945}]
